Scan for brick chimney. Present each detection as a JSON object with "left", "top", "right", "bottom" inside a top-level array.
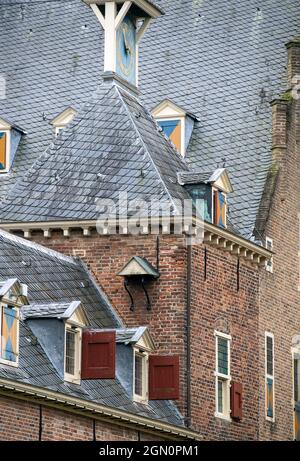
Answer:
[{"left": 286, "top": 38, "right": 300, "bottom": 88}]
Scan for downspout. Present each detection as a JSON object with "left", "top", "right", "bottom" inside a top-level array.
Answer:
[{"left": 186, "top": 242, "right": 192, "bottom": 428}]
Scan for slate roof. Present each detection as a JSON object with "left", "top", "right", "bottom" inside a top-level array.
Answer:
[
  {"left": 0, "top": 79, "right": 190, "bottom": 222},
  {"left": 0, "top": 0, "right": 299, "bottom": 235},
  {"left": 21, "top": 301, "right": 81, "bottom": 320},
  {"left": 0, "top": 229, "right": 183, "bottom": 426},
  {"left": 116, "top": 327, "right": 148, "bottom": 344}
]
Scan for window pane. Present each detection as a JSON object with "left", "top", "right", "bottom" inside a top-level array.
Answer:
[
  {"left": 158, "top": 119, "right": 181, "bottom": 153},
  {"left": 1, "top": 306, "right": 18, "bottom": 362},
  {"left": 65, "top": 330, "right": 76, "bottom": 375},
  {"left": 0, "top": 132, "right": 6, "bottom": 170},
  {"left": 218, "top": 337, "right": 228, "bottom": 375},
  {"left": 266, "top": 336, "right": 273, "bottom": 376},
  {"left": 218, "top": 378, "right": 223, "bottom": 414},
  {"left": 135, "top": 354, "right": 143, "bottom": 396}
]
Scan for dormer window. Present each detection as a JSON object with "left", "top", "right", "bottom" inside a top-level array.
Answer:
[
  {"left": 152, "top": 99, "right": 197, "bottom": 156},
  {"left": 0, "top": 279, "right": 28, "bottom": 367},
  {"left": 63, "top": 304, "right": 86, "bottom": 384},
  {"left": 0, "top": 304, "right": 19, "bottom": 366},
  {"left": 22, "top": 300, "right": 87, "bottom": 383},
  {"left": 50, "top": 107, "right": 76, "bottom": 137},
  {"left": 65, "top": 325, "right": 82, "bottom": 383},
  {"left": 0, "top": 118, "right": 24, "bottom": 173},
  {"left": 134, "top": 347, "right": 149, "bottom": 403},
  {"left": 0, "top": 131, "right": 8, "bottom": 171},
  {"left": 177, "top": 168, "right": 234, "bottom": 229}
]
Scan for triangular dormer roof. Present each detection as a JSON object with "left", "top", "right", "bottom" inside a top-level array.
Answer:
[
  {"left": 21, "top": 300, "right": 88, "bottom": 326},
  {"left": 117, "top": 256, "right": 159, "bottom": 278},
  {"left": 0, "top": 278, "right": 29, "bottom": 307},
  {"left": 177, "top": 168, "right": 234, "bottom": 194},
  {"left": 50, "top": 107, "right": 77, "bottom": 127},
  {"left": 151, "top": 99, "right": 198, "bottom": 121}
]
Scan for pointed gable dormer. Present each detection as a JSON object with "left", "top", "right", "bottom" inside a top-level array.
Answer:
[
  {"left": 151, "top": 99, "right": 197, "bottom": 156},
  {"left": 50, "top": 107, "right": 76, "bottom": 137},
  {"left": 85, "top": 0, "right": 163, "bottom": 87}
]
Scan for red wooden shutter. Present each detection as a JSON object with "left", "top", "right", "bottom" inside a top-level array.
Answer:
[
  {"left": 81, "top": 330, "right": 116, "bottom": 380},
  {"left": 230, "top": 382, "right": 243, "bottom": 420},
  {"left": 149, "top": 355, "right": 179, "bottom": 400}
]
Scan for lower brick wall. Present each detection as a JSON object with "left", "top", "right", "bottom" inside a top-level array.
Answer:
[
  {"left": 0, "top": 395, "right": 163, "bottom": 441},
  {"left": 30, "top": 230, "right": 261, "bottom": 440}
]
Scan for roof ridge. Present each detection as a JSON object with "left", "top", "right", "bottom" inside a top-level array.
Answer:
[
  {"left": 115, "top": 85, "right": 183, "bottom": 216},
  {"left": 0, "top": 228, "right": 77, "bottom": 266}
]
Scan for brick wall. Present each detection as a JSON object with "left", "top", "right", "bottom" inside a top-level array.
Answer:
[
  {"left": 258, "top": 41, "right": 300, "bottom": 440},
  {"left": 0, "top": 395, "right": 161, "bottom": 441},
  {"left": 31, "top": 230, "right": 260, "bottom": 440}
]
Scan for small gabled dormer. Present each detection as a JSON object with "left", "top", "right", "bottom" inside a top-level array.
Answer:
[
  {"left": 50, "top": 107, "right": 76, "bottom": 137},
  {"left": 0, "top": 117, "right": 25, "bottom": 173},
  {"left": 115, "top": 327, "right": 179, "bottom": 404},
  {"left": 151, "top": 99, "right": 197, "bottom": 156},
  {"left": 0, "top": 279, "right": 28, "bottom": 367},
  {"left": 22, "top": 301, "right": 88, "bottom": 384},
  {"left": 178, "top": 168, "right": 234, "bottom": 229}
]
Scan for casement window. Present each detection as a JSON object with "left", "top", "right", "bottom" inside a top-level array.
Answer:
[
  {"left": 213, "top": 189, "right": 227, "bottom": 229},
  {"left": 64, "top": 325, "right": 82, "bottom": 384},
  {"left": 157, "top": 119, "right": 182, "bottom": 154},
  {"left": 0, "top": 303, "right": 19, "bottom": 367},
  {"left": 215, "top": 331, "right": 231, "bottom": 420},
  {"left": 0, "top": 130, "right": 9, "bottom": 172},
  {"left": 133, "top": 348, "right": 149, "bottom": 403},
  {"left": 265, "top": 237, "right": 273, "bottom": 272},
  {"left": 265, "top": 332, "right": 275, "bottom": 421}
]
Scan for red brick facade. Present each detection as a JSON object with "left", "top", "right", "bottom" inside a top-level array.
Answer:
[
  {"left": 258, "top": 41, "right": 300, "bottom": 441},
  {"left": 0, "top": 395, "right": 162, "bottom": 441},
  {"left": 29, "top": 230, "right": 260, "bottom": 440}
]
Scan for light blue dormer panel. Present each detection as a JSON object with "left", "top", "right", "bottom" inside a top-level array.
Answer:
[{"left": 10, "top": 128, "right": 22, "bottom": 170}]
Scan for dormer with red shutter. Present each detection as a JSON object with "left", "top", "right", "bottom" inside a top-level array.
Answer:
[{"left": 115, "top": 327, "right": 180, "bottom": 403}]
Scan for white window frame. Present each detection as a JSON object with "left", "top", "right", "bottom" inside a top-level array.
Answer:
[
  {"left": 133, "top": 347, "right": 149, "bottom": 403},
  {"left": 214, "top": 331, "right": 232, "bottom": 421},
  {"left": 265, "top": 237, "right": 273, "bottom": 273},
  {"left": 0, "top": 129, "right": 11, "bottom": 174},
  {"left": 265, "top": 332, "right": 275, "bottom": 422},
  {"left": 0, "top": 302, "right": 20, "bottom": 367},
  {"left": 64, "top": 323, "right": 82, "bottom": 384},
  {"left": 156, "top": 116, "right": 186, "bottom": 156},
  {"left": 292, "top": 348, "right": 300, "bottom": 440}
]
